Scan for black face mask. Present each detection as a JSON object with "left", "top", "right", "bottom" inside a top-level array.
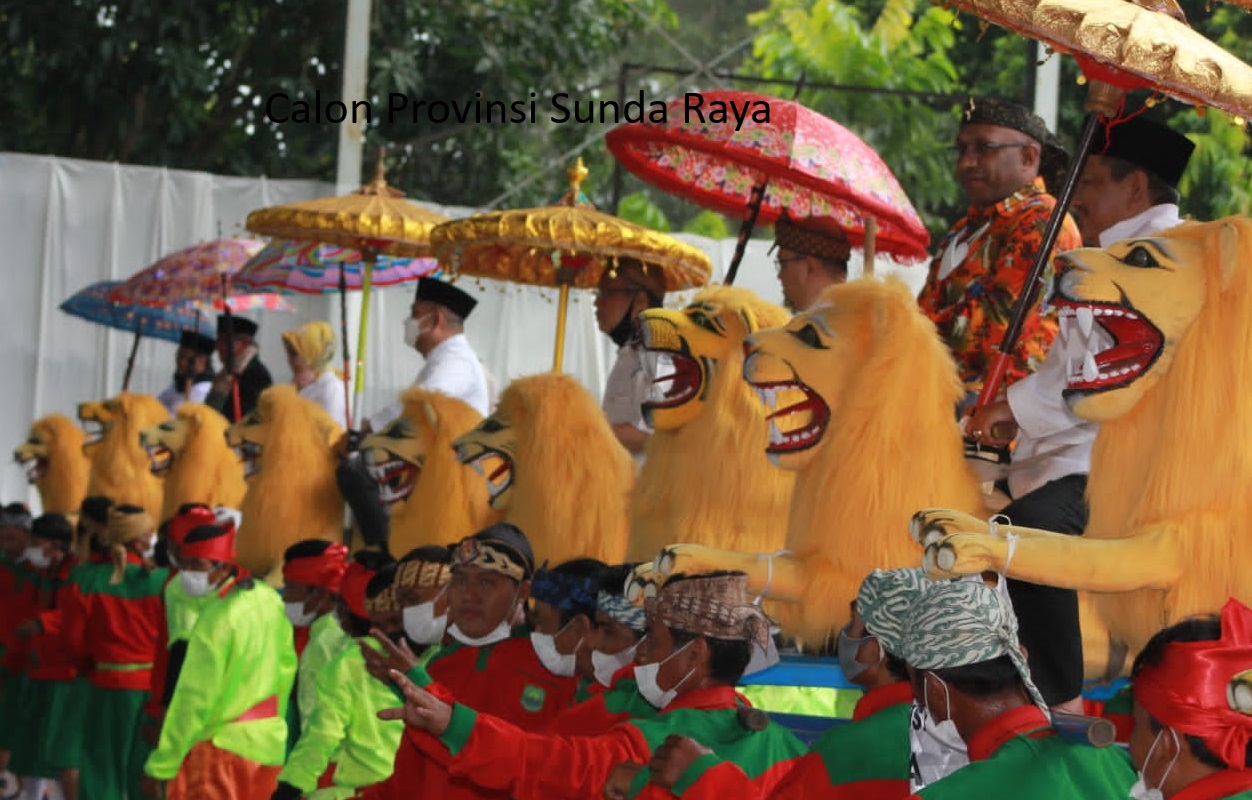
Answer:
[{"left": 607, "top": 304, "right": 638, "bottom": 348}]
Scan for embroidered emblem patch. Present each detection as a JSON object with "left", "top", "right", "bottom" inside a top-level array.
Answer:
[{"left": 520, "top": 684, "right": 546, "bottom": 713}]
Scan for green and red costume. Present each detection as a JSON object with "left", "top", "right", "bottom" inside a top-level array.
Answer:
[
  {"left": 545, "top": 667, "right": 658, "bottom": 737},
  {"left": 1170, "top": 772, "right": 1252, "bottom": 800},
  {"left": 60, "top": 553, "right": 169, "bottom": 800},
  {"left": 404, "top": 682, "right": 806, "bottom": 800},
  {"left": 912, "top": 705, "right": 1135, "bottom": 800},
  {"left": 651, "top": 679, "right": 915, "bottom": 799},
  {"left": 357, "top": 634, "right": 577, "bottom": 800},
  {"left": 0, "top": 553, "right": 40, "bottom": 760}
]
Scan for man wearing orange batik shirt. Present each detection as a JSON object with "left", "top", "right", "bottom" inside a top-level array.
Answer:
[{"left": 917, "top": 97, "right": 1082, "bottom": 407}]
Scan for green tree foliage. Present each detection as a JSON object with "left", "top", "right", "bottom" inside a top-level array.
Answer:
[
  {"left": 0, "top": 0, "right": 674, "bottom": 207},
  {"left": 617, "top": 192, "right": 672, "bottom": 232},
  {"left": 683, "top": 210, "right": 731, "bottom": 239}
]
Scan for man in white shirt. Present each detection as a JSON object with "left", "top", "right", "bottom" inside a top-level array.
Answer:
[
  {"left": 158, "top": 330, "right": 217, "bottom": 417},
  {"left": 967, "top": 114, "right": 1195, "bottom": 712},
  {"left": 365, "top": 278, "right": 489, "bottom": 432},
  {"left": 595, "top": 260, "right": 667, "bottom": 461},
  {"left": 770, "top": 216, "right": 850, "bottom": 313}
]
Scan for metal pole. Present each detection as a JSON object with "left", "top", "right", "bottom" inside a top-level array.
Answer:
[{"left": 610, "top": 63, "right": 629, "bottom": 213}]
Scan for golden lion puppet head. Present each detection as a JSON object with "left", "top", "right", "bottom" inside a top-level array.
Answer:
[
  {"left": 744, "top": 277, "right": 968, "bottom": 471},
  {"left": 1053, "top": 218, "right": 1246, "bottom": 423},
  {"left": 13, "top": 414, "right": 90, "bottom": 514},
  {"left": 361, "top": 389, "right": 482, "bottom": 506},
  {"left": 77, "top": 398, "right": 118, "bottom": 458},
  {"left": 638, "top": 286, "right": 791, "bottom": 430},
  {"left": 224, "top": 387, "right": 342, "bottom": 482},
  {"left": 139, "top": 403, "right": 235, "bottom": 477}
]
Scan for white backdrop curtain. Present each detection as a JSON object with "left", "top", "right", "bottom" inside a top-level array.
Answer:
[{"left": 0, "top": 151, "right": 925, "bottom": 510}]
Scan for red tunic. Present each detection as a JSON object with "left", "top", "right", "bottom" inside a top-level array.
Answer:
[
  {"left": 544, "top": 672, "right": 658, "bottom": 737},
  {"left": 356, "top": 636, "right": 577, "bottom": 800},
  {"left": 25, "top": 556, "right": 80, "bottom": 682},
  {"left": 1171, "top": 771, "right": 1252, "bottom": 800},
  {"left": 0, "top": 558, "right": 40, "bottom": 676}
]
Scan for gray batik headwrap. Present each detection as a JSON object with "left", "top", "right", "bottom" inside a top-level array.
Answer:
[
  {"left": 856, "top": 567, "right": 931, "bottom": 658},
  {"left": 900, "top": 578, "right": 1048, "bottom": 714}
]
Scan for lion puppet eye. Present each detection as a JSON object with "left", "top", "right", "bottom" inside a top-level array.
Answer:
[
  {"left": 687, "top": 310, "right": 721, "bottom": 334},
  {"left": 788, "top": 323, "right": 829, "bottom": 350},
  {"left": 479, "top": 418, "right": 505, "bottom": 433},
  {"left": 1123, "top": 245, "right": 1161, "bottom": 269}
]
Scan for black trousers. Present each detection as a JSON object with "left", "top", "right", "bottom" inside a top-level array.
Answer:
[{"left": 1003, "top": 473, "right": 1088, "bottom": 705}]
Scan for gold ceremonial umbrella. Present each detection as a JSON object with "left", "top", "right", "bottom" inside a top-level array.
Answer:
[
  {"left": 430, "top": 159, "right": 713, "bottom": 372},
  {"left": 246, "top": 151, "right": 449, "bottom": 426},
  {"left": 943, "top": 0, "right": 1252, "bottom": 118}
]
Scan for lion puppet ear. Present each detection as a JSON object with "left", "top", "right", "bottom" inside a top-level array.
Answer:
[
  {"left": 1218, "top": 220, "right": 1242, "bottom": 288},
  {"left": 421, "top": 400, "right": 440, "bottom": 430}
]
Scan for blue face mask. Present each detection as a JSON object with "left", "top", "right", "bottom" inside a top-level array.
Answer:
[{"left": 836, "top": 624, "right": 877, "bottom": 682}]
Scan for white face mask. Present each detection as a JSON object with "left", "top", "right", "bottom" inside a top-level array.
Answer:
[
  {"left": 531, "top": 620, "right": 583, "bottom": 678},
  {"left": 403, "top": 600, "right": 448, "bottom": 645},
  {"left": 908, "top": 674, "right": 970, "bottom": 792},
  {"left": 634, "top": 641, "right": 694, "bottom": 710},
  {"left": 285, "top": 600, "right": 317, "bottom": 628},
  {"left": 1129, "top": 728, "right": 1181, "bottom": 800},
  {"left": 21, "top": 546, "right": 50, "bottom": 569},
  {"left": 448, "top": 620, "right": 511, "bottom": 648},
  {"left": 141, "top": 534, "right": 157, "bottom": 561},
  {"left": 592, "top": 639, "right": 642, "bottom": 688},
  {"left": 403, "top": 314, "right": 433, "bottom": 350},
  {"left": 180, "top": 569, "right": 218, "bottom": 598}
]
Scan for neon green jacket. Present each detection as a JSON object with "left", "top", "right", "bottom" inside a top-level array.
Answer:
[
  {"left": 298, "top": 613, "right": 351, "bottom": 721},
  {"left": 144, "top": 578, "right": 297, "bottom": 780},
  {"left": 279, "top": 639, "right": 403, "bottom": 791},
  {"left": 163, "top": 578, "right": 214, "bottom": 645}
]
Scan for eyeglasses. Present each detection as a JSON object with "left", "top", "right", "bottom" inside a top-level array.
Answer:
[
  {"left": 774, "top": 255, "right": 806, "bottom": 273},
  {"left": 950, "top": 141, "right": 1033, "bottom": 159}
]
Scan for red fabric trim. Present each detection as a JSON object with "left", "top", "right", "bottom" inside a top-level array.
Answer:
[
  {"left": 853, "top": 681, "right": 914, "bottom": 722},
  {"left": 235, "top": 694, "right": 279, "bottom": 722},
  {"left": 967, "top": 705, "right": 1052, "bottom": 762},
  {"left": 340, "top": 562, "right": 375, "bottom": 620}
]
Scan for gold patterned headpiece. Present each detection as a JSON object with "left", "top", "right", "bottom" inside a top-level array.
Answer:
[
  {"left": 646, "top": 572, "right": 773, "bottom": 651},
  {"left": 394, "top": 559, "right": 452, "bottom": 592},
  {"left": 452, "top": 534, "right": 532, "bottom": 582}
]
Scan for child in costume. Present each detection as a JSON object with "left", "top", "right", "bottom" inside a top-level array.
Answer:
[
  {"left": 647, "top": 567, "right": 928, "bottom": 800},
  {"left": 1126, "top": 600, "right": 1252, "bottom": 800},
  {"left": 384, "top": 571, "right": 806, "bottom": 800},
  {"left": 60, "top": 505, "right": 166, "bottom": 800},
  {"left": 274, "top": 558, "right": 404, "bottom": 799},
  {"left": 355, "top": 523, "right": 578, "bottom": 800},
  {"left": 142, "top": 515, "right": 296, "bottom": 799},
  {"left": 0, "top": 504, "right": 35, "bottom": 794},
  {"left": 282, "top": 540, "right": 351, "bottom": 726},
  {"left": 902, "top": 580, "right": 1135, "bottom": 800}
]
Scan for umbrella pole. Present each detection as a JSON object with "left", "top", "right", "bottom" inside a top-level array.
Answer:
[
  {"left": 863, "top": 218, "right": 878, "bottom": 278},
  {"left": 973, "top": 95, "right": 1113, "bottom": 409},
  {"left": 219, "top": 276, "right": 242, "bottom": 421},
  {"left": 553, "top": 283, "right": 570, "bottom": 372},
  {"left": 122, "top": 330, "right": 142, "bottom": 391},
  {"left": 338, "top": 267, "right": 353, "bottom": 428},
  {"left": 723, "top": 182, "right": 768, "bottom": 286},
  {"left": 351, "top": 250, "right": 377, "bottom": 428}
]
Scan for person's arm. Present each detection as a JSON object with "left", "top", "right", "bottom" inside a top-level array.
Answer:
[
  {"left": 144, "top": 606, "right": 228, "bottom": 780},
  {"left": 188, "top": 382, "right": 212, "bottom": 405},
  {"left": 1005, "top": 343, "right": 1083, "bottom": 439},
  {"left": 277, "top": 648, "right": 356, "bottom": 792},
  {"left": 612, "top": 423, "right": 650, "bottom": 454}
]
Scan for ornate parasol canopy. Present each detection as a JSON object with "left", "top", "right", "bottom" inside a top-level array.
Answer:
[
  {"left": 245, "top": 152, "right": 451, "bottom": 427},
  {"left": 430, "top": 159, "right": 712, "bottom": 371},
  {"left": 941, "top": 0, "right": 1252, "bottom": 118},
  {"left": 107, "top": 239, "right": 277, "bottom": 308},
  {"left": 234, "top": 239, "right": 442, "bottom": 294}
]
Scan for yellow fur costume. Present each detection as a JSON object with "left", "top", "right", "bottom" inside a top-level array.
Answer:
[
  {"left": 361, "top": 388, "right": 498, "bottom": 555},
  {"left": 139, "top": 402, "right": 247, "bottom": 522},
  {"left": 453, "top": 373, "right": 633, "bottom": 565},
  {"left": 657, "top": 279, "right": 986, "bottom": 645},
  {"left": 914, "top": 218, "right": 1252, "bottom": 664},
  {"left": 226, "top": 385, "right": 345, "bottom": 580},
  {"left": 629, "top": 286, "right": 794, "bottom": 561},
  {"left": 79, "top": 393, "right": 169, "bottom": 522},
  {"left": 13, "top": 414, "right": 91, "bottom": 515}
]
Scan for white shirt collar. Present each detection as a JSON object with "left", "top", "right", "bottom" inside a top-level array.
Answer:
[{"left": 1097, "top": 204, "right": 1183, "bottom": 248}]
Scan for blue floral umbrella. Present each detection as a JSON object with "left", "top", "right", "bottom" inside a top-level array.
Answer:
[{"left": 60, "top": 280, "right": 216, "bottom": 390}]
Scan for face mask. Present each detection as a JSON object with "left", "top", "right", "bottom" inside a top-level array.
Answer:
[
  {"left": 285, "top": 601, "right": 317, "bottom": 627},
  {"left": 141, "top": 534, "right": 157, "bottom": 562},
  {"left": 21, "top": 546, "right": 50, "bottom": 570},
  {"left": 448, "top": 620, "right": 511, "bottom": 648},
  {"left": 607, "top": 305, "right": 638, "bottom": 348},
  {"left": 531, "top": 621, "right": 583, "bottom": 678},
  {"left": 180, "top": 569, "right": 218, "bottom": 598},
  {"left": 907, "top": 674, "right": 970, "bottom": 792},
  {"left": 836, "top": 625, "right": 879, "bottom": 682},
  {"left": 634, "top": 641, "right": 694, "bottom": 710},
  {"left": 1129, "top": 728, "right": 1181, "bottom": 800},
  {"left": 592, "top": 639, "right": 641, "bottom": 688},
  {"left": 403, "top": 600, "right": 448, "bottom": 645},
  {"left": 403, "top": 314, "right": 433, "bottom": 349}
]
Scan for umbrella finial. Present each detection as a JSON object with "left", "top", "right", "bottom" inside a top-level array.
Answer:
[
  {"left": 559, "top": 158, "right": 590, "bottom": 207},
  {"left": 358, "top": 145, "right": 404, "bottom": 198}
]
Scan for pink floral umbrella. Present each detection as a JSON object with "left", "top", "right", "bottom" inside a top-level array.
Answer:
[
  {"left": 606, "top": 90, "right": 931, "bottom": 280},
  {"left": 107, "top": 239, "right": 274, "bottom": 308},
  {"left": 234, "top": 239, "right": 443, "bottom": 294}
]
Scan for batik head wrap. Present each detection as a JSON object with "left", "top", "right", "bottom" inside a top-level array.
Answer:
[
  {"left": 856, "top": 567, "right": 931, "bottom": 658},
  {"left": 773, "top": 217, "right": 852, "bottom": 262},
  {"left": 646, "top": 572, "right": 772, "bottom": 652},
  {"left": 901, "top": 578, "right": 1047, "bottom": 712}
]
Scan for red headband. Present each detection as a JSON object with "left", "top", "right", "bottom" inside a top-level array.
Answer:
[
  {"left": 282, "top": 543, "right": 349, "bottom": 593},
  {"left": 1134, "top": 599, "right": 1252, "bottom": 770},
  {"left": 179, "top": 522, "right": 237, "bottom": 564},
  {"left": 340, "top": 561, "right": 376, "bottom": 620},
  {"left": 168, "top": 507, "right": 217, "bottom": 547}
]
